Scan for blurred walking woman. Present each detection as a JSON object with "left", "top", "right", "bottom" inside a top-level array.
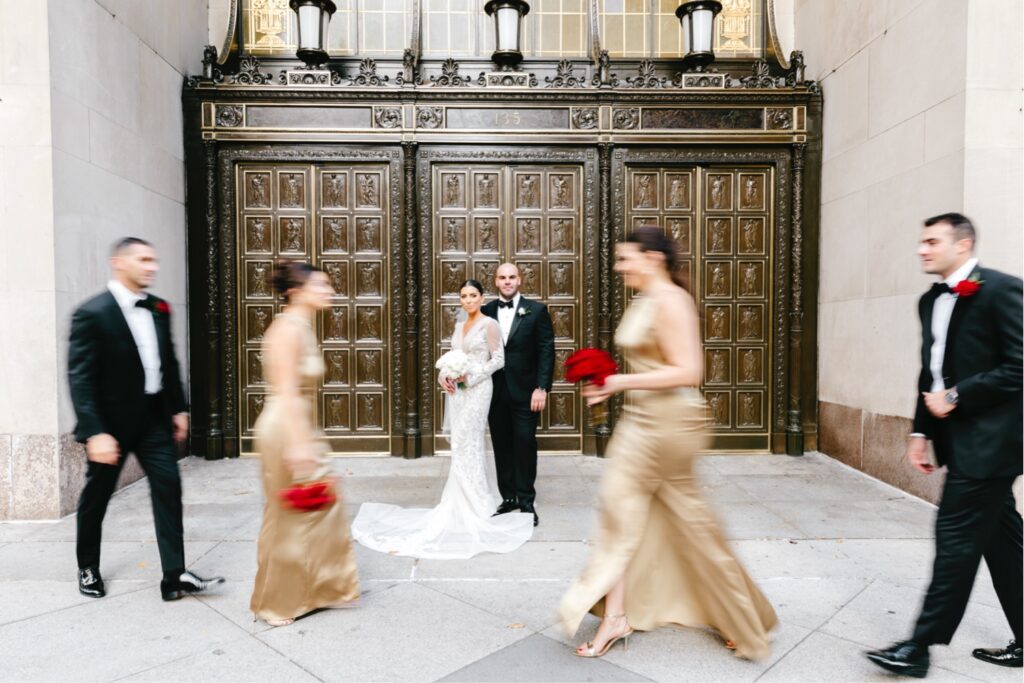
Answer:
[
  {"left": 559, "top": 227, "right": 776, "bottom": 660},
  {"left": 251, "top": 261, "right": 359, "bottom": 626}
]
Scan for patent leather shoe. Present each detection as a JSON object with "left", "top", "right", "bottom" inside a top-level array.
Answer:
[
  {"left": 866, "top": 641, "right": 929, "bottom": 678},
  {"left": 493, "top": 499, "right": 519, "bottom": 516},
  {"left": 520, "top": 503, "right": 539, "bottom": 527},
  {"left": 972, "top": 640, "right": 1022, "bottom": 668},
  {"left": 160, "top": 570, "right": 225, "bottom": 601},
  {"left": 78, "top": 567, "right": 105, "bottom": 598}
]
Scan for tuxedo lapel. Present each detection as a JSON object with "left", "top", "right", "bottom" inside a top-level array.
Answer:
[
  {"left": 942, "top": 266, "right": 982, "bottom": 380},
  {"left": 506, "top": 298, "right": 528, "bottom": 344},
  {"left": 104, "top": 291, "right": 147, "bottom": 376},
  {"left": 920, "top": 288, "right": 938, "bottom": 370}
]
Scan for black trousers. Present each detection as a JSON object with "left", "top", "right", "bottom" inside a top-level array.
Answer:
[
  {"left": 488, "top": 380, "right": 539, "bottom": 506},
  {"left": 76, "top": 397, "right": 185, "bottom": 577},
  {"left": 912, "top": 473, "right": 1023, "bottom": 646}
]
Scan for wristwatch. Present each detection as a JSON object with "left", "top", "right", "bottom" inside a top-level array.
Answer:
[{"left": 945, "top": 389, "right": 959, "bottom": 406}]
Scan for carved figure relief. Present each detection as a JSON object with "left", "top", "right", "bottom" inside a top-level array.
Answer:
[
  {"left": 551, "top": 393, "right": 571, "bottom": 427},
  {"left": 518, "top": 175, "right": 539, "bottom": 208},
  {"left": 323, "top": 173, "right": 346, "bottom": 207},
  {"left": 739, "top": 393, "right": 758, "bottom": 426},
  {"left": 360, "top": 394, "right": 382, "bottom": 429},
  {"left": 741, "top": 219, "right": 760, "bottom": 253},
  {"left": 444, "top": 174, "right": 462, "bottom": 207},
  {"left": 250, "top": 262, "right": 270, "bottom": 297},
  {"left": 741, "top": 263, "right": 758, "bottom": 296},
  {"left": 739, "top": 306, "right": 759, "bottom": 339},
  {"left": 358, "top": 350, "right": 381, "bottom": 385},
  {"left": 327, "top": 307, "right": 348, "bottom": 340},
  {"left": 246, "top": 173, "right": 269, "bottom": 208},
  {"left": 709, "top": 219, "right": 729, "bottom": 253},
  {"left": 709, "top": 307, "right": 728, "bottom": 340},
  {"left": 667, "top": 176, "right": 688, "bottom": 209},
  {"left": 710, "top": 175, "right": 728, "bottom": 209},
  {"left": 668, "top": 219, "right": 689, "bottom": 252},
  {"left": 551, "top": 263, "right": 572, "bottom": 296},
  {"left": 707, "top": 393, "right": 727, "bottom": 425},
  {"left": 283, "top": 218, "right": 303, "bottom": 252},
  {"left": 249, "top": 351, "right": 264, "bottom": 385},
  {"left": 323, "top": 218, "right": 347, "bottom": 252},
  {"left": 357, "top": 174, "right": 378, "bottom": 207},
  {"left": 477, "top": 174, "right": 497, "bottom": 207},
  {"left": 476, "top": 218, "right": 498, "bottom": 252},
  {"left": 475, "top": 262, "right": 497, "bottom": 293},
  {"left": 326, "top": 395, "right": 346, "bottom": 428},
  {"left": 519, "top": 262, "right": 539, "bottom": 294},
  {"left": 518, "top": 219, "right": 539, "bottom": 252},
  {"left": 552, "top": 306, "right": 572, "bottom": 338},
  {"left": 709, "top": 350, "right": 727, "bottom": 383},
  {"left": 741, "top": 349, "right": 758, "bottom": 383},
  {"left": 636, "top": 175, "right": 655, "bottom": 208},
  {"left": 325, "top": 262, "right": 347, "bottom": 296},
  {"left": 741, "top": 175, "right": 762, "bottom": 209},
  {"left": 357, "top": 307, "right": 380, "bottom": 340},
  {"left": 443, "top": 261, "right": 465, "bottom": 295},
  {"left": 280, "top": 173, "right": 303, "bottom": 208},
  {"left": 550, "top": 175, "right": 571, "bottom": 208},
  {"left": 250, "top": 307, "right": 270, "bottom": 340},
  {"left": 326, "top": 351, "right": 348, "bottom": 385},
  {"left": 357, "top": 262, "right": 380, "bottom": 297},
  {"left": 443, "top": 218, "right": 462, "bottom": 252},
  {"left": 550, "top": 219, "right": 572, "bottom": 252},
  {"left": 442, "top": 306, "right": 459, "bottom": 339},
  {"left": 251, "top": 394, "right": 265, "bottom": 426},
  {"left": 247, "top": 217, "right": 269, "bottom": 252},
  {"left": 356, "top": 218, "right": 380, "bottom": 252},
  {"left": 710, "top": 264, "right": 727, "bottom": 296}
]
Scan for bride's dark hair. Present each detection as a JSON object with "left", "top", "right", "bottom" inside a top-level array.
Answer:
[
  {"left": 625, "top": 226, "right": 689, "bottom": 292},
  {"left": 460, "top": 279, "right": 485, "bottom": 295}
]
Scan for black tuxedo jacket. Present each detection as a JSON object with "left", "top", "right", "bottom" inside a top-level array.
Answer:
[
  {"left": 482, "top": 297, "right": 555, "bottom": 403},
  {"left": 68, "top": 290, "right": 188, "bottom": 446},
  {"left": 912, "top": 265, "right": 1022, "bottom": 479}
]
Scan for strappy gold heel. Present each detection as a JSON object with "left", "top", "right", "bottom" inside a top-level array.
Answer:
[{"left": 573, "top": 614, "right": 634, "bottom": 658}]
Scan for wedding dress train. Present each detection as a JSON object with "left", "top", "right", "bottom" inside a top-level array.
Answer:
[{"left": 351, "top": 317, "right": 534, "bottom": 559}]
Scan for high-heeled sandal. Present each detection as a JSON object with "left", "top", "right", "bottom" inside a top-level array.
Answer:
[
  {"left": 573, "top": 614, "right": 634, "bottom": 658},
  {"left": 266, "top": 618, "right": 295, "bottom": 627}
]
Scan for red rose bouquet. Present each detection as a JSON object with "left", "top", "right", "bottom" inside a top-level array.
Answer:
[
  {"left": 278, "top": 476, "right": 337, "bottom": 512},
  {"left": 564, "top": 348, "right": 619, "bottom": 425}
]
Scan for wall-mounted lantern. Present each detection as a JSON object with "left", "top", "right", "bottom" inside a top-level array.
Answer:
[
  {"left": 484, "top": 0, "right": 530, "bottom": 71},
  {"left": 676, "top": 0, "right": 722, "bottom": 71},
  {"left": 289, "top": 0, "right": 336, "bottom": 69}
]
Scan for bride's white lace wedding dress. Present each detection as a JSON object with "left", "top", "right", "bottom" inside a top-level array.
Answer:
[{"left": 351, "top": 316, "right": 534, "bottom": 559}]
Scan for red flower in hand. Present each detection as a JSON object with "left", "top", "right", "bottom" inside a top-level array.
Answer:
[
  {"left": 564, "top": 348, "right": 619, "bottom": 386},
  {"left": 279, "top": 478, "right": 337, "bottom": 512},
  {"left": 952, "top": 278, "right": 981, "bottom": 298}
]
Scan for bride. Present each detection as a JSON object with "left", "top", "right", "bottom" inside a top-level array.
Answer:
[{"left": 351, "top": 279, "right": 534, "bottom": 559}]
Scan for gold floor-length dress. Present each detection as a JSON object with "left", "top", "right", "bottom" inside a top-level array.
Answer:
[
  {"left": 250, "top": 314, "right": 359, "bottom": 622},
  {"left": 559, "top": 296, "right": 777, "bottom": 660}
]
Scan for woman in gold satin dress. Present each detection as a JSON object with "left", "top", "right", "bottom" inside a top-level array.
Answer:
[
  {"left": 250, "top": 261, "right": 359, "bottom": 627},
  {"left": 560, "top": 227, "right": 777, "bottom": 660}
]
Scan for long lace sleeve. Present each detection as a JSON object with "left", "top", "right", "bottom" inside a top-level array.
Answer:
[{"left": 466, "top": 318, "right": 505, "bottom": 387}]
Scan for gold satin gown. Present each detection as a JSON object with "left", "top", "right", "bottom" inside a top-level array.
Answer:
[
  {"left": 559, "top": 296, "right": 777, "bottom": 660},
  {"left": 250, "top": 314, "right": 359, "bottom": 622}
]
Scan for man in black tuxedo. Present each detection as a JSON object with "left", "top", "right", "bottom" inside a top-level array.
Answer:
[
  {"left": 482, "top": 263, "right": 555, "bottom": 526},
  {"left": 867, "top": 214, "right": 1022, "bottom": 677},
  {"left": 68, "top": 237, "right": 223, "bottom": 601}
]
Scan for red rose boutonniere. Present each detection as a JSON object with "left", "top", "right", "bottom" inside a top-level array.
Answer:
[{"left": 952, "top": 275, "right": 982, "bottom": 298}]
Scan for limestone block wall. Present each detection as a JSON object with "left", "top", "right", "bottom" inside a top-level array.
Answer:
[{"left": 795, "top": 0, "right": 1023, "bottom": 502}]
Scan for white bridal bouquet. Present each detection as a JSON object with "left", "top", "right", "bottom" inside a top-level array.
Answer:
[{"left": 436, "top": 349, "right": 471, "bottom": 389}]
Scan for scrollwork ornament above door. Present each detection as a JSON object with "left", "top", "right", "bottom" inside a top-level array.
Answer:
[
  {"left": 625, "top": 61, "right": 667, "bottom": 89},
  {"left": 228, "top": 56, "right": 274, "bottom": 85},
  {"left": 545, "top": 60, "right": 587, "bottom": 88},
  {"left": 430, "top": 59, "right": 471, "bottom": 87},
  {"left": 349, "top": 58, "right": 389, "bottom": 86}
]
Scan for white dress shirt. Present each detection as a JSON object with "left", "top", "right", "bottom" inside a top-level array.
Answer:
[
  {"left": 496, "top": 293, "right": 521, "bottom": 344},
  {"left": 928, "top": 258, "right": 978, "bottom": 392},
  {"left": 108, "top": 280, "right": 163, "bottom": 394}
]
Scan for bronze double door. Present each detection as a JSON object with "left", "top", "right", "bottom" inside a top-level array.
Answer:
[{"left": 234, "top": 159, "right": 773, "bottom": 455}]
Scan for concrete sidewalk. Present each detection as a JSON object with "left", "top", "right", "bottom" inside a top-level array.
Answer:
[{"left": 0, "top": 453, "right": 1017, "bottom": 682}]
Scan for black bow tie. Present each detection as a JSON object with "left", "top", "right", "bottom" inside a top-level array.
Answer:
[
  {"left": 497, "top": 299, "right": 514, "bottom": 309},
  {"left": 134, "top": 298, "right": 152, "bottom": 310},
  {"left": 930, "top": 282, "right": 952, "bottom": 296}
]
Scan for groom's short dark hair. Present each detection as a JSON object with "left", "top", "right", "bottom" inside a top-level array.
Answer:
[
  {"left": 111, "top": 236, "right": 152, "bottom": 256},
  {"left": 924, "top": 213, "right": 977, "bottom": 248}
]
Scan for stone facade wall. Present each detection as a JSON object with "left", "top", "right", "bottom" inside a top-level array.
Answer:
[{"left": 796, "top": 0, "right": 1023, "bottom": 502}]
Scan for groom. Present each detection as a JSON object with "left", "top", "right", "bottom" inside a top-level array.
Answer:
[
  {"left": 68, "top": 237, "right": 224, "bottom": 601},
  {"left": 483, "top": 263, "right": 555, "bottom": 527},
  {"left": 866, "top": 214, "right": 1022, "bottom": 677}
]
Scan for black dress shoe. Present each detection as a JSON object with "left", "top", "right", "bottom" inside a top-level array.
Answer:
[
  {"left": 972, "top": 640, "right": 1022, "bottom": 668},
  {"left": 78, "top": 567, "right": 105, "bottom": 598},
  {"left": 520, "top": 503, "right": 539, "bottom": 527},
  {"left": 160, "top": 571, "right": 225, "bottom": 601},
  {"left": 493, "top": 499, "right": 519, "bottom": 516},
  {"left": 866, "top": 641, "right": 929, "bottom": 678}
]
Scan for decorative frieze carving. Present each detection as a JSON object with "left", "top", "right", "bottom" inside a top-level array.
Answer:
[
  {"left": 626, "top": 61, "right": 667, "bottom": 89},
  {"left": 228, "top": 56, "right": 274, "bottom": 85},
  {"left": 215, "top": 105, "right": 243, "bottom": 127},
  {"left": 349, "top": 58, "right": 389, "bottom": 86},
  {"left": 545, "top": 60, "right": 587, "bottom": 89},
  {"left": 430, "top": 59, "right": 472, "bottom": 87},
  {"left": 415, "top": 106, "right": 444, "bottom": 129},
  {"left": 611, "top": 108, "right": 639, "bottom": 130},
  {"left": 766, "top": 107, "right": 793, "bottom": 130},
  {"left": 373, "top": 106, "right": 402, "bottom": 128},
  {"left": 571, "top": 107, "right": 598, "bottom": 130}
]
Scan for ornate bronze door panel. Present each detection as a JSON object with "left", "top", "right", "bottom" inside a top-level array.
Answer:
[
  {"left": 432, "top": 163, "right": 585, "bottom": 453},
  {"left": 237, "top": 162, "right": 392, "bottom": 455},
  {"left": 624, "top": 165, "right": 773, "bottom": 451}
]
